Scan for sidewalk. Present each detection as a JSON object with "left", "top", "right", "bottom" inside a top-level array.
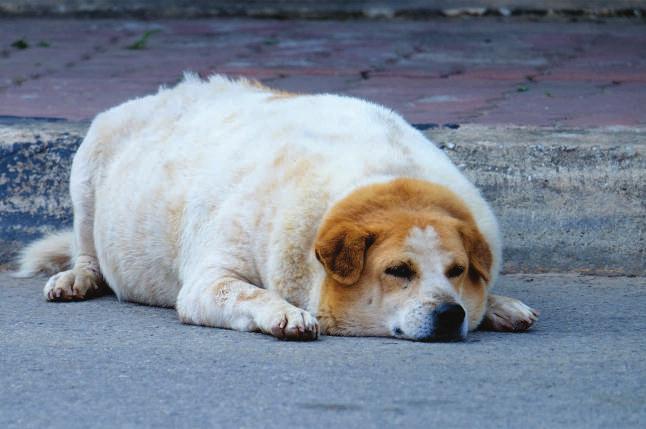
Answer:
[{"left": 1, "top": 17, "right": 645, "bottom": 126}]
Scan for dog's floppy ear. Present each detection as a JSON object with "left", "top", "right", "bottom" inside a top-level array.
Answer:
[
  {"left": 315, "top": 222, "right": 374, "bottom": 285},
  {"left": 459, "top": 222, "right": 492, "bottom": 284}
]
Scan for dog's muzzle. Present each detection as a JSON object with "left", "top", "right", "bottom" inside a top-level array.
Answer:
[{"left": 394, "top": 302, "right": 468, "bottom": 342}]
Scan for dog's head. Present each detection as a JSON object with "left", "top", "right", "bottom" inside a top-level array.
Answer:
[{"left": 315, "top": 179, "right": 493, "bottom": 341}]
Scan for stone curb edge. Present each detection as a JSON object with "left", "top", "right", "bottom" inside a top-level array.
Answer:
[
  {"left": 1, "top": 119, "right": 644, "bottom": 275},
  {"left": 1, "top": 1, "right": 645, "bottom": 19}
]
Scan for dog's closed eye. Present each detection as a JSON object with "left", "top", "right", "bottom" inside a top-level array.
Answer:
[
  {"left": 446, "top": 264, "right": 465, "bottom": 278},
  {"left": 385, "top": 264, "right": 415, "bottom": 280}
]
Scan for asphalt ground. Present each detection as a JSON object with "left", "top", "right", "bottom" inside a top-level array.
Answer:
[{"left": 1, "top": 272, "right": 645, "bottom": 428}]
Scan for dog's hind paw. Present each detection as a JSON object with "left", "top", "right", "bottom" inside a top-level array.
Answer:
[{"left": 43, "top": 269, "right": 98, "bottom": 301}]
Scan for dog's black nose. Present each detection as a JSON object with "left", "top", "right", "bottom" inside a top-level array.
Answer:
[{"left": 432, "top": 303, "right": 465, "bottom": 339}]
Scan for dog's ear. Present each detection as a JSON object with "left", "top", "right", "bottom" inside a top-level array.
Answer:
[
  {"left": 459, "top": 222, "right": 492, "bottom": 284},
  {"left": 315, "top": 222, "right": 374, "bottom": 285}
]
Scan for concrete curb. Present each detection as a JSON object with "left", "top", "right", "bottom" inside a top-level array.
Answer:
[
  {"left": 0, "top": 120, "right": 85, "bottom": 267},
  {"left": 427, "top": 126, "right": 644, "bottom": 276},
  {"left": 1, "top": 0, "right": 645, "bottom": 19},
  {"left": 1, "top": 119, "right": 644, "bottom": 275}
]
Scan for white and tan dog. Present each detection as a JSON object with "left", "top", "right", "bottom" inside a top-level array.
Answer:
[{"left": 17, "top": 74, "right": 538, "bottom": 341}]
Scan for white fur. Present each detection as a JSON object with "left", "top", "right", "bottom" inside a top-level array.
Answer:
[
  {"left": 405, "top": 226, "right": 458, "bottom": 301},
  {"left": 13, "top": 230, "right": 75, "bottom": 278},
  {"left": 391, "top": 226, "right": 470, "bottom": 340},
  {"left": 18, "top": 74, "right": 503, "bottom": 338}
]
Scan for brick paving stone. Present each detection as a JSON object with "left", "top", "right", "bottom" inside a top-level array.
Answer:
[
  {"left": 474, "top": 81, "right": 646, "bottom": 126},
  {"left": 1, "top": 17, "right": 645, "bottom": 126}
]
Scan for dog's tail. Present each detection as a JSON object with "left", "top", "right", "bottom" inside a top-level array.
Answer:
[{"left": 12, "top": 230, "right": 75, "bottom": 278}]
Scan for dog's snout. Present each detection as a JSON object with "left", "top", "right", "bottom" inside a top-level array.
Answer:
[
  {"left": 430, "top": 303, "right": 465, "bottom": 340},
  {"left": 396, "top": 302, "right": 467, "bottom": 342}
]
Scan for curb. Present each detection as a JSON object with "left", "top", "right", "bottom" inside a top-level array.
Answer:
[
  {"left": 1, "top": 119, "right": 644, "bottom": 275},
  {"left": 1, "top": 0, "right": 645, "bottom": 19},
  {"left": 427, "top": 126, "right": 644, "bottom": 276}
]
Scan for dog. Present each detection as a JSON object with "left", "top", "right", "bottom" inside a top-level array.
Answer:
[{"left": 16, "top": 74, "right": 538, "bottom": 341}]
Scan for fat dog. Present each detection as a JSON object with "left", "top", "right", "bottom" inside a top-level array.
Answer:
[{"left": 17, "top": 75, "right": 538, "bottom": 341}]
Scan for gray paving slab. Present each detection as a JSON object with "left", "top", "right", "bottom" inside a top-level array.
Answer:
[{"left": 1, "top": 272, "right": 645, "bottom": 428}]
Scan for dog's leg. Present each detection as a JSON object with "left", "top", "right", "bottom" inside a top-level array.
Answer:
[
  {"left": 176, "top": 277, "right": 319, "bottom": 340},
  {"left": 480, "top": 294, "right": 539, "bottom": 332},
  {"left": 44, "top": 145, "right": 107, "bottom": 301}
]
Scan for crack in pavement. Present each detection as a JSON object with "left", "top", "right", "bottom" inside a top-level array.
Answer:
[
  {"left": 456, "top": 33, "right": 610, "bottom": 124},
  {"left": 0, "top": 33, "right": 125, "bottom": 93}
]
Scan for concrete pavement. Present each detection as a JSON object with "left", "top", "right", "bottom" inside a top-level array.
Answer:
[{"left": 1, "top": 272, "right": 645, "bottom": 428}]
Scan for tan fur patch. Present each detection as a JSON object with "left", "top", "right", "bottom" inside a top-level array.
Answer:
[
  {"left": 163, "top": 161, "right": 177, "bottom": 178},
  {"left": 236, "top": 288, "right": 263, "bottom": 303},
  {"left": 283, "top": 158, "right": 312, "bottom": 183},
  {"left": 244, "top": 78, "right": 270, "bottom": 91},
  {"left": 462, "top": 280, "right": 487, "bottom": 327},
  {"left": 223, "top": 113, "right": 237, "bottom": 124},
  {"left": 272, "top": 147, "right": 288, "bottom": 167},
  {"left": 166, "top": 197, "right": 186, "bottom": 261},
  {"left": 231, "top": 164, "right": 254, "bottom": 184},
  {"left": 238, "top": 77, "right": 297, "bottom": 100},
  {"left": 267, "top": 91, "right": 297, "bottom": 101},
  {"left": 242, "top": 78, "right": 297, "bottom": 100}
]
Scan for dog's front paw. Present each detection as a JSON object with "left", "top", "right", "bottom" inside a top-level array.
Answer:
[
  {"left": 43, "top": 269, "right": 98, "bottom": 301},
  {"left": 481, "top": 294, "right": 539, "bottom": 332},
  {"left": 264, "top": 307, "right": 319, "bottom": 341}
]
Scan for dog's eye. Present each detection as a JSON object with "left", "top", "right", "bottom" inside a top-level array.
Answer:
[
  {"left": 446, "top": 264, "right": 465, "bottom": 278},
  {"left": 385, "top": 264, "right": 414, "bottom": 280}
]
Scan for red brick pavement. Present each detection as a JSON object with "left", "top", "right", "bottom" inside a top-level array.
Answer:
[{"left": 1, "top": 18, "right": 645, "bottom": 126}]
